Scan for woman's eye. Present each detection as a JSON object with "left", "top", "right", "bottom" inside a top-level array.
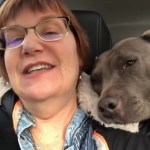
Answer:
[
  {"left": 7, "top": 37, "right": 23, "bottom": 48},
  {"left": 123, "top": 60, "right": 137, "bottom": 69},
  {"left": 40, "top": 30, "right": 63, "bottom": 41},
  {"left": 41, "top": 30, "right": 59, "bottom": 37},
  {"left": 44, "top": 31, "right": 57, "bottom": 35}
]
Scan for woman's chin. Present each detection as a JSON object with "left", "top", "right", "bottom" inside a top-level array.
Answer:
[{"left": 19, "top": 87, "right": 57, "bottom": 102}]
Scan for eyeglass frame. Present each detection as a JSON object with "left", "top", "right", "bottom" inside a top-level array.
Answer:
[{"left": 0, "top": 16, "right": 71, "bottom": 51}]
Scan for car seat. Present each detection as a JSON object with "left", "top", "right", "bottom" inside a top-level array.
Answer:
[{"left": 73, "top": 10, "right": 112, "bottom": 74}]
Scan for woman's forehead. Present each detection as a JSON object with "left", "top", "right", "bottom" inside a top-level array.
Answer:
[
  {"left": 5, "top": 6, "right": 62, "bottom": 27},
  {"left": 2, "top": 2, "right": 63, "bottom": 27}
]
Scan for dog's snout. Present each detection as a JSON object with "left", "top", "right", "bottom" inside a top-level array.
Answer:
[{"left": 98, "top": 97, "right": 120, "bottom": 114}]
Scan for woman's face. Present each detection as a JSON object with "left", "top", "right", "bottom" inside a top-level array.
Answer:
[{"left": 4, "top": 7, "right": 81, "bottom": 102}]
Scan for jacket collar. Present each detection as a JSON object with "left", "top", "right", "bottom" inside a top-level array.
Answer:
[{"left": 1, "top": 89, "right": 18, "bottom": 117}]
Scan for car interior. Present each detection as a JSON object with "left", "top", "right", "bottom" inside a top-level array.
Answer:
[
  {"left": 65, "top": 0, "right": 150, "bottom": 45},
  {"left": 0, "top": 0, "right": 149, "bottom": 97},
  {"left": 73, "top": 10, "right": 112, "bottom": 74},
  {"left": 1, "top": 0, "right": 147, "bottom": 96},
  {"left": 1, "top": 2, "right": 150, "bottom": 149}
]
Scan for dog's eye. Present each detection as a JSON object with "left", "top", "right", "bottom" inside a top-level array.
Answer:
[{"left": 123, "top": 60, "right": 136, "bottom": 69}]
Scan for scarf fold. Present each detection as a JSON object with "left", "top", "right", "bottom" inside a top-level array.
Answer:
[{"left": 12, "top": 100, "right": 109, "bottom": 150}]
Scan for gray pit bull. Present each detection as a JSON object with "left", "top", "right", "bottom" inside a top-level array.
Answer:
[{"left": 78, "top": 30, "right": 150, "bottom": 133}]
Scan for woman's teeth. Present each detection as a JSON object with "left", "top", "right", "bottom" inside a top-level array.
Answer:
[{"left": 27, "top": 64, "right": 51, "bottom": 73}]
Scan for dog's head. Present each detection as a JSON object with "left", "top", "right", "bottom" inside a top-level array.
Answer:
[{"left": 90, "top": 30, "right": 150, "bottom": 124}]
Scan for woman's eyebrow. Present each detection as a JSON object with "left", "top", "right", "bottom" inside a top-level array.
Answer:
[{"left": 38, "top": 15, "right": 62, "bottom": 21}]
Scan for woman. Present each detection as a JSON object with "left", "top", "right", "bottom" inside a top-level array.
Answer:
[{"left": 0, "top": 0, "right": 150, "bottom": 150}]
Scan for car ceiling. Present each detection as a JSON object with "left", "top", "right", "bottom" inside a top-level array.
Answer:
[{"left": 64, "top": 0, "right": 150, "bottom": 45}]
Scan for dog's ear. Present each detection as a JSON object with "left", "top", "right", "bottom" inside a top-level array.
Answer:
[{"left": 141, "top": 29, "right": 150, "bottom": 42}]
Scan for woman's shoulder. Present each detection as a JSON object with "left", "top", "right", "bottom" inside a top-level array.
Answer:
[
  {"left": 1, "top": 89, "right": 18, "bottom": 115},
  {"left": 0, "top": 89, "right": 18, "bottom": 131},
  {"left": 0, "top": 90, "right": 20, "bottom": 150}
]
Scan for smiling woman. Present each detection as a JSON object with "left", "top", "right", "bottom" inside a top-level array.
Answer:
[{"left": 0, "top": 0, "right": 150, "bottom": 150}]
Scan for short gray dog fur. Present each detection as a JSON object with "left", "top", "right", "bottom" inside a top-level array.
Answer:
[{"left": 78, "top": 30, "right": 150, "bottom": 132}]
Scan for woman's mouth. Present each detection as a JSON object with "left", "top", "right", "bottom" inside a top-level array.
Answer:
[{"left": 23, "top": 63, "right": 54, "bottom": 74}]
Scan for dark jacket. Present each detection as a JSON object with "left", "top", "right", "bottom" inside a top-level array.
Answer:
[{"left": 0, "top": 89, "right": 150, "bottom": 150}]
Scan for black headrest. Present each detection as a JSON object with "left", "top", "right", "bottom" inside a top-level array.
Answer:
[{"left": 73, "top": 10, "right": 112, "bottom": 74}]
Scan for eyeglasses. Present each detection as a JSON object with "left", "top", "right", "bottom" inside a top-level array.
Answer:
[{"left": 0, "top": 16, "right": 70, "bottom": 51}]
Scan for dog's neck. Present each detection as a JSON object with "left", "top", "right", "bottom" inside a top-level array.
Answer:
[{"left": 77, "top": 72, "right": 139, "bottom": 133}]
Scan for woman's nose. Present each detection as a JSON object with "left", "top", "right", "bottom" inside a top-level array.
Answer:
[{"left": 21, "top": 30, "right": 44, "bottom": 55}]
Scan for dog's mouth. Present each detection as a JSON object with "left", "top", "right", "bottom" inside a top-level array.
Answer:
[
  {"left": 97, "top": 96, "right": 147, "bottom": 124},
  {"left": 98, "top": 111, "right": 128, "bottom": 124},
  {"left": 97, "top": 97, "right": 128, "bottom": 124}
]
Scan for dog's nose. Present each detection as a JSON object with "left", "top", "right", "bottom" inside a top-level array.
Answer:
[{"left": 98, "top": 97, "right": 120, "bottom": 114}]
